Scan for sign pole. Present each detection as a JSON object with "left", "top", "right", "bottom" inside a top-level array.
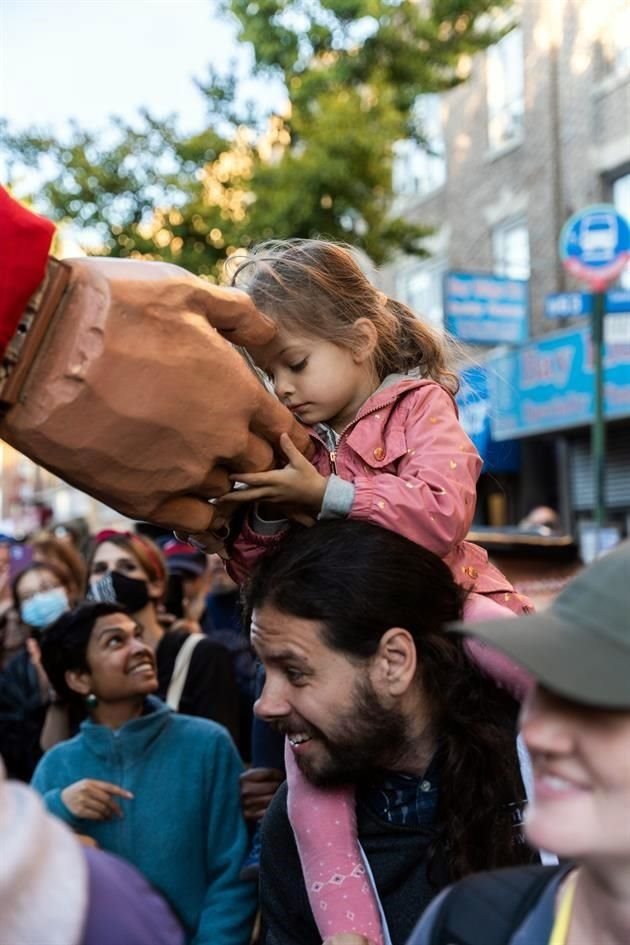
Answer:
[
  {"left": 591, "top": 290, "right": 606, "bottom": 552},
  {"left": 559, "top": 204, "right": 630, "bottom": 558}
]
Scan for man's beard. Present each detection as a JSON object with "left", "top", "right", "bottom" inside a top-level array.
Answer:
[{"left": 291, "top": 677, "right": 411, "bottom": 788}]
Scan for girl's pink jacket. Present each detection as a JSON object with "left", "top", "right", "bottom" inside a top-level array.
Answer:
[{"left": 228, "top": 377, "right": 530, "bottom": 615}]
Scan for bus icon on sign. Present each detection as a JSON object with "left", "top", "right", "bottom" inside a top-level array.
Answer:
[
  {"left": 560, "top": 203, "right": 630, "bottom": 291},
  {"left": 578, "top": 212, "right": 618, "bottom": 257}
]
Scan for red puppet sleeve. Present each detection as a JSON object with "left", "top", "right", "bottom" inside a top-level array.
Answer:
[{"left": 0, "top": 187, "right": 55, "bottom": 358}]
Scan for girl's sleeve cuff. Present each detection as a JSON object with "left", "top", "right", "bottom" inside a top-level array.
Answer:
[{"left": 318, "top": 475, "right": 355, "bottom": 520}]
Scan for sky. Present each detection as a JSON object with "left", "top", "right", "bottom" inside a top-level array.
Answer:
[{"left": 0, "top": 0, "right": 283, "bottom": 137}]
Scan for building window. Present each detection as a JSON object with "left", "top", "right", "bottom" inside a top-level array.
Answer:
[
  {"left": 492, "top": 217, "right": 530, "bottom": 280},
  {"left": 486, "top": 28, "right": 524, "bottom": 152},
  {"left": 598, "top": 0, "right": 630, "bottom": 80},
  {"left": 613, "top": 173, "right": 630, "bottom": 288},
  {"left": 396, "top": 258, "right": 447, "bottom": 328},
  {"left": 392, "top": 95, "right": 446, "bottom": 198}
]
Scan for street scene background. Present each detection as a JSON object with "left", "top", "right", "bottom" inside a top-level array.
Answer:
[{"left": 1, "top": 0, "right": 629, "bottom": 593}]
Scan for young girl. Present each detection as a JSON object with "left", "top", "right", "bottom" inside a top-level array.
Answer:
[{"left": 217, "top": 239, "right": 532, "bottom": 944}]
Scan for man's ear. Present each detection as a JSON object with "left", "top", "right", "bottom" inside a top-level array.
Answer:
[
  {"left": 65, "top": 668, "right": 91, "bottom": 697},
  {"left": 351, "top": 318, "right": 378, "bottom": 364},
  {"left": 372, "top": 627, "right": 417, "bottom": 697}
]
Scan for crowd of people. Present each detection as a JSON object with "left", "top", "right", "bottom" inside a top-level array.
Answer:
[
  {"left": 2, "top": 520, "right": 629, "bottom": 945},
  {"left": 1, "top": 228, "right": 629, "bottom": 945}
]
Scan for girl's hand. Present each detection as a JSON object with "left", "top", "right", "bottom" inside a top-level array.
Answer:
[{"left": 224, "top": 434, "right": 327, "bottom": 514}]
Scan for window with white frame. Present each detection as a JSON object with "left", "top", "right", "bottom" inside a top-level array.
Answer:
[
  {"left": 396, "top": 258, "right": 448, "bottom": 328},
  {"left": 486, "top": 27, "right": 524, "bottom": 152},
  {"left": 492, "top": 217, "right": 530, "bottom": 280},
  {"left": 613, "top": 173, "right": 630, "bottom": 288},
  {"left": 392, "top": 95, "right": 446, "bottom": 198}
]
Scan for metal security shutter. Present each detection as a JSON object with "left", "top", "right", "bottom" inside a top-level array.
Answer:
[{"left": 569, "top": 425, "right": 630, "bottom": 511}]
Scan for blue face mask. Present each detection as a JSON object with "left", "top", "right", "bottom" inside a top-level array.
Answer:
[{"left": 21, "top": 587, "right": 70, "bottom": 628}]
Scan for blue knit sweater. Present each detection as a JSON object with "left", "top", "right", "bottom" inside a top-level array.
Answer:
[{"left": 32, "top": 697, "right": 256, "bottom": 945}]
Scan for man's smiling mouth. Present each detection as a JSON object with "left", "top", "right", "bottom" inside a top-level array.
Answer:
[{"left": 288, "top": 733, "right": 312, "bottom": 747}]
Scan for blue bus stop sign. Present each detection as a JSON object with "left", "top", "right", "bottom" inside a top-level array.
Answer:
[{"left": 559, "top": 204, "right": 630, "bottom": 291}]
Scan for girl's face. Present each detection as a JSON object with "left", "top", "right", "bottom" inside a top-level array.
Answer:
[
  {"left": 521, "top": 685, "right": 630, "bottom": 863},
  {"left": 253, "top": 326, "right": 378, "bottom": 433}
]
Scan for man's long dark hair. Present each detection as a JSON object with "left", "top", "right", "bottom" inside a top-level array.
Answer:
[{"left": 245, "top": 520, "right": 533, "bottom": 881}]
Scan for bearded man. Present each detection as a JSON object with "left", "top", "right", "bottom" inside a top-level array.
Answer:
[{"left": 245, "top": 521, "right": 537, "bottom": 945}]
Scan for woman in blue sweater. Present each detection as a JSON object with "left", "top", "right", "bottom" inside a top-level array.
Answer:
[{"left": 31, "top": 601, "right": 256, "bottom": 945}]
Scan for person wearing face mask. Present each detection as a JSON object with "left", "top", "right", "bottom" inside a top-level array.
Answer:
[
  {"left": 0, "top": 561, "right": 75, "bottom": 779},
  {"left": 86, "top": 530, "right": 241, "bottom": 745}
]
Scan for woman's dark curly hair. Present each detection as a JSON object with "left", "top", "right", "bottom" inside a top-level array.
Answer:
[{"left": 244, "top": 520, "right": 533, "bottom": 881}]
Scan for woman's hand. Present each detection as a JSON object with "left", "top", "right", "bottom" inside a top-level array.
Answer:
[
  {"left": 61, "top": 779, "right": 133, "bottom": 820},
  {"left": 239, "top": 767, "right": 285, "bottom": 821},
  {"left": 224, "top": 434, "right": 327, "bottom": 514}
]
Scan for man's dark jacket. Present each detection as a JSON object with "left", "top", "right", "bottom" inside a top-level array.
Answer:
[{"left": 260, "top": 782, "right": 449, "bottom": 945}]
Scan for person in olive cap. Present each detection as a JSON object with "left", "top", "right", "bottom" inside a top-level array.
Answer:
[{"left": 408, "top": 539, "right": 630, "bottom": 945}]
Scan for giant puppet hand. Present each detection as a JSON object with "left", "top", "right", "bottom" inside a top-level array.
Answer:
[{"left": 0, "top": 257, "right": 311, "bottom": 538}]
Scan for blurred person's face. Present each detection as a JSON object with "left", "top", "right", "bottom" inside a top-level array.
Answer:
[
  {"left": 89, "top": 541, "right": 163, "bottom": 610},
  {"left": 251, "top": 603, "right": 417, "bottom": 787},
  {"left": 16, "top": 566, "right": 62, "bottom": 603},
  {"left": 208, "top": 554, "right": 236, "bottom": 595},
  {"left": 89, "top": 541, "right": 149, "bottom": 585},
  {"left": 16, "top": 567, "right": 70, "bottom": 629},
  {"left": 182, "top": 573, "right": 204, "bottom": 600},
  {"left": 521, "top": 685, "right": 630, "bottom": 862},
  {"left": 67, "top": 612, "right": 158, "bottom": 703}
]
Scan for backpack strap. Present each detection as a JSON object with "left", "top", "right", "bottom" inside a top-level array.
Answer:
[
  {"left": 428, "top": 864, "right": 565, "bottom": 945},
  {"left": 166, "top": 633, "right": 204, "bottom": 710}
]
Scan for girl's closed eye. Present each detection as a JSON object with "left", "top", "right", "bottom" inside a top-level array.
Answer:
[{"left": 289, "top": 358, "right": 308, "bottom": 373}]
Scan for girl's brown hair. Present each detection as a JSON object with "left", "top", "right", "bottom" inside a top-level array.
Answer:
[{"left": 229, "top": 239, "right": 459, "bottom": 395}]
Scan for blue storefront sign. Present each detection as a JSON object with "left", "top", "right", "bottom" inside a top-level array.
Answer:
[
  {"left": 456, "top": 365, "right": 520, "bottom": 471},
  {"left": 545, "top": 288, "right": 630, "bottom": 319},
  {"left": 444, "top": 271, "right": 529, "bottom": 345},
  {"left": 559, "top": 204, "right": 630, "bottom": 291},
  {"left": 486, "top": 326, "right": 630, "bottom": 440}
]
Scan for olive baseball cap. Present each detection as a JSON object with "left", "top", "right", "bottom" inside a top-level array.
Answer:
[{"left": 448, "top": 539, "right": 630, "bottom": 709}]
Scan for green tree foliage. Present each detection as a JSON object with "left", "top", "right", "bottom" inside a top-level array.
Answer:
[{"left": 2, "top": 0, "right": 513, "bottom": 278}]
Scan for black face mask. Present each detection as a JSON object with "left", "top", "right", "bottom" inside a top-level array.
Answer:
[{"left": 89, "top": 570, "right": 150, "bottom": 613}]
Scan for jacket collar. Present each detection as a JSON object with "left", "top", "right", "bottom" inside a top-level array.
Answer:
[
  {"left": 79, "top": 695, "right": 171, "bottom": 764},
  {"left": 356, "top": 372, "right": 435, "bottom": 417},
  {"left": 312, "top": 374, "right": 446, "bottom": 445}
]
